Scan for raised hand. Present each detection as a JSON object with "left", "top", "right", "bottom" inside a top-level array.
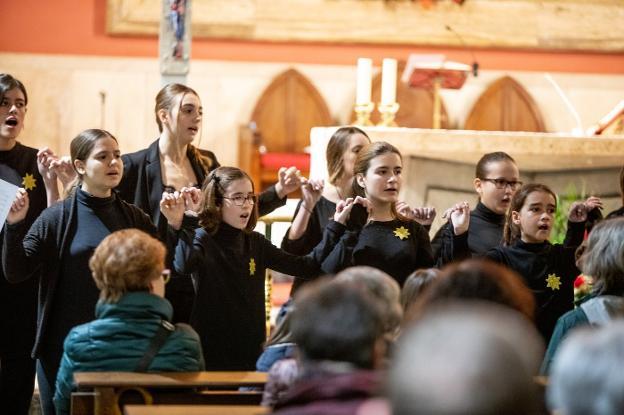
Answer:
[
  {"left": 275, "top": 166, "right": 304, "bottom": 198},
  {"left": 396, "top": 201, "right": 414, "bottom": 220},
  {"left": 50, "top": 156, "right": 76, "bottom": 190},
  {"left": 180, "top": 187, "right": 202, "bottom": 213},
  {"left": 568, "top": 197, "right": 603, "bottom": 223},
  {"left": 36, "top": 148, "right": 59, "bottom": 184},
  {"left": 448, "top": 202, "right": 470, "bottom": 235},
  {"left": 160, "top": 191, "right": 186, "bottom": 230},
  {"left": 334, "top": 197, "right": 360, "bottom": 225},
  {"left": 301, "top": 179, "right": 324, "bottom": 212},
  {"left": 412, "top": 206, "right": 436, "bottom": 226},
  {"left": 7, "top": 188, "right": 29, "bottom": 224}
]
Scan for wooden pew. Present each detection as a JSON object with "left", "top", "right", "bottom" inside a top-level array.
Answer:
[
  {"left": 71, "top": 371, "right": 267, "bottom": 415},
  {"left": 124, "top": 405, "right": 268, "bottom": 415}
]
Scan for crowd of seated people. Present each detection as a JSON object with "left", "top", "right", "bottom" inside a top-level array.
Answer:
[{"left": 2, "top": 72, "right": 624, "bottom": 415}]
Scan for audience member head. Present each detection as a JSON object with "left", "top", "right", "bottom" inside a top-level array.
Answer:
[
  {"left": 548, "top": 321, "right": 624, "bottom": 415},
  {"left": 335, "top": 266, "right": 402, "bottom": 337},
  {"left": 89, "top": 229, "right": 167, "bottom": 303},
  {"left": 154, "top": 83, "right": 211, "bottom": 173},
  {"left": 409, "top": 259, "right": 535, "bottom": 322},
  {"left": 326, "top": 126, "right": 370, "bottom": 186},
  {"left": 0, "top": 73, "right": 28, "bottom": 143},
  {"left": 70, "top": 128, "right": 122, "bottom": 197},
  {"left": 503, "top": 183, "right": 557, "bottom": 245},
  {"left": 582, "top": 217, "right": 624, "bottom": 296},
  {"left": 401, "top": 268, "right": 440, "bottom": 312},
  {"left": 291, "top": 278, "right": 385, "bottom": 370},
  {"left": 198, "top": 166, "right": 258, "bottom": 234},
  {"left": 390, "top": 302, "right": 544, "bottom": 415},
  {"left": 474, "top": 152, "right": 521, "bottom": 215},
  {"left": 619, "top": 165, "right": 624, "bottom": 206}
]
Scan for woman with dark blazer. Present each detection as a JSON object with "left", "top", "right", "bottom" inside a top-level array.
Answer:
[{"left": 116, "top": 83, "right": 302, "bottom": 322}]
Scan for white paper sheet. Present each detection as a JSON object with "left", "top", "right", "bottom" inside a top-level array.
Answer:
[{"left": 0, "top": 178, "right": 20, "bottom": 233}]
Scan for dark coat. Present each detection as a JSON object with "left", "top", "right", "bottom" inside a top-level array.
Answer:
[
  {"left": 53, "top": 292, "right": 204, "bottom": 415},
  {"left": 2, "top": 191, "right": 157, "bottom": 357}
]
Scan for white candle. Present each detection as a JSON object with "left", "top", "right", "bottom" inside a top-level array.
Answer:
[
  {"left": 381, "top": 58, "right": 397, "bottom": 105},
  {"left": 355, "top": 58, "right": 372, "bottom": 105}
]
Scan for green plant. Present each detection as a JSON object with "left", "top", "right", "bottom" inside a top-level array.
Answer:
[{"left": 551, "top": 183, "right": 586, "bottom": 244}]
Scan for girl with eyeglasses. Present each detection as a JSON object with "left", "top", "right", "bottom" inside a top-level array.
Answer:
[
  {"left": 169, "top": 166, "right": 352, "bottom": 370},
  {"left": 484, "top": 183, "right": 602, "bottom": 342},
  {"left": 432, "top": 152, "right": 523, "bottom": 266}
]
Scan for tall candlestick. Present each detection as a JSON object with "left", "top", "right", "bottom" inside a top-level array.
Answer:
[
  {"left": 356, "top": 58, "right": 372, "bottom": 105},
  {"left": 380, "top": 58, "right": 397, "bottom": 105}
]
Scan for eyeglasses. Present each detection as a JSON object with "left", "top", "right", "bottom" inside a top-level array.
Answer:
[
  {"left": 161, "top": 269, "right": 171, "bottom": 285},
  {"left": 222, "top": 194, "right": 257, "bottom": 206},
  {"left": 480, "top": 178, "right": 523, "bottom": 190}
]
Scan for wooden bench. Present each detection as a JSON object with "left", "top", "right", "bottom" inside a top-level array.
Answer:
[
  {"left": 124, "top": 404, "right": 268, "bottom": 415},
  {"left": 71, "top": 371, "right": 267, "bottom": 415}
]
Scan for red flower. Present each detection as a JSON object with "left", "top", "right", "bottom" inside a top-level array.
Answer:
[{"left": 574, "top": 275, "right": 586, "bottom": 289}]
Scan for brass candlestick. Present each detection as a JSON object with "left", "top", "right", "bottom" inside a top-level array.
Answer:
[
  {"left": 377, "top": 102, "right": 400, "bottom": 127},
  {"left": 353, "top": 102, "right": 375, "bottom": 126}
]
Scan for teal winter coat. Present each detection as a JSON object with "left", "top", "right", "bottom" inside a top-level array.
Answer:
[{"left": 53, "top": 292, "right": 204, "bottom": 414}]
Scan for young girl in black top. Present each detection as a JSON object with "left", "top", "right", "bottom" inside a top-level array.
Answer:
[
  {"left": 4, "top": 129, "right": 180, "bottom": 415},
  {"left": 432, "top": 151, "right": 522, "bottom": 266},
  {"left": 172, "top": 167, "right": 352, "bottom": 370},
  {"left": 281, "top": 126, "right": 370, "bottom": 294},
  {"left": 485, "top": 183, "right": 601, "bottom": 342},
  {"left": 320, "top": 141, "right": 470, "bottom": 286}
]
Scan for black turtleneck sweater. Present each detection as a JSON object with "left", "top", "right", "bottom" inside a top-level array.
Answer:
[
  {"left": 45, "top": 189, "right": 129, "bottom": 350},
  {"left": 281, "top": 197, "right": 368, "bottom": 294},
  {"left": 432, "top": 201, "right": 505, "bottom": 266},
  {"left": 174, "top": 222, "right": 333, "bottom": 370},
  {"left": 485, "top": 222, "right": 584, "bottom": 342},
  {"left": 319, "top": 219, "right": 467, "bottom": 287}
]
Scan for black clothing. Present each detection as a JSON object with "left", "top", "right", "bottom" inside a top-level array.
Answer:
[
  {"left": 321, "top": 219, "right": 467, "bottom": 286},
  {"left": 281, "top": 197, "right": 367, "bottom": 294},
  {"left": 606, "top": 206, "right": 624, "bottom": 219},
  {"left": 432, "top": 202, "right": 504, "bottom": 266},
  {"left": 174, "top": 222, "right": 332, "bottom": 370},
  {"left": 117, "top": 139, "right": 287, "bottom": 322},
  {"left": 0, "top": 142, "right": 47, "bottom": 414},
  {"left": 485, "top": 223, "right": 584, "bottom": 342},
  {"left": 46, "top": 190, "right": 127, "bottom": 350},
  {"left": 2, "top": 190, "right": 157, "bottom": 358}
]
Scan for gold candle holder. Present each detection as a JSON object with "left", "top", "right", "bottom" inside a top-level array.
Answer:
[
  {"left": 353, "top": 102, "right": 375, "bottom": 126},
  {"left": 377, "top": 102, "right": 400, "bottom": 127}
]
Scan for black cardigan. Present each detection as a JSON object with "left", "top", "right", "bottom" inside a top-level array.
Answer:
[
  {"left": 2, "top": 191, "right": 157, "bottom": 357},
  {"left": 117, "top": 139, "right": 287, "bottom": 238}
]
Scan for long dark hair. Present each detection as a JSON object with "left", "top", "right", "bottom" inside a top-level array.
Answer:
[
  {"left": 503, "top": 183, "right": 557, "bottom": 245},
  {"left": 155, "top": 83, "right": 212, "bottom": 174},
  {"left": 0, "top": 73, "right": 28, "bottom": 106},
  {"left": 197, "top": 166, "right": 258, "bottom": 234}
]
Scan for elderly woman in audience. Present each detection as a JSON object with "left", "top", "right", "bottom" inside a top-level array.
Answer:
[
  {"left": 53, "top": 229, "right": 204, "bottom": 415},
  {"left": 541, "top": 217, "right": 624, "bottom": 373},
  {"left": 390, "top": 302, "right": 544, "bottom": 415},
  {"left": 548, "top": 322, "right": 624, "bottom": 415}
]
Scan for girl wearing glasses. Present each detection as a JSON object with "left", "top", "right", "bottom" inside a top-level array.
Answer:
[
  {"left": 3, "top": 129, "right": 182, "bottom": 415},
  {"left": 116, "top": 83, "right": 302, "bottom": 323},
  {"left": 319, "top": 142, "right": 471, "bottom": 287},
  {"left": 484, "top": 183, "right": 601, "bottom": 342},
  {"left": 432, "top": 152, "right": 523, "bottom": 266},
  {"left": 170, "top": 166, "right": 352, "bottom": 370}
]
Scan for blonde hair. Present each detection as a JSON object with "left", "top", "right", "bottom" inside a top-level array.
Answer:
[{"left": 89, "top": 229, "right": 166, "bottom": 303}]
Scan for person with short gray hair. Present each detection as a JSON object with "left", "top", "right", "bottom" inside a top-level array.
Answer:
[
  {"left": 542, "top": 217, "right": 624, "bottom": 373},
  {"left": 389, "top": 302, "right": 544, "bottom": 415},
  {"left": 547, "top": 322, "right": 624, "bottom": 415}
]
